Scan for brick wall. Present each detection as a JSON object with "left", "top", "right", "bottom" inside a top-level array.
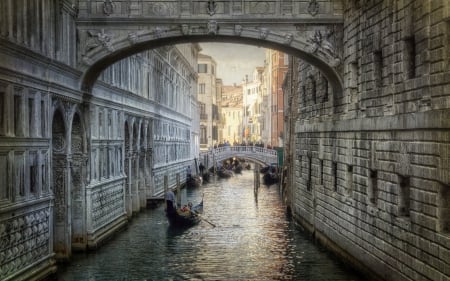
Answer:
[{"left": 288, "top": 1, "right": 450, "bottom": 280}]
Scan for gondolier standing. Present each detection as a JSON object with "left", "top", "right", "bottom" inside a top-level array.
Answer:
[{"left": 165, "top": 189, "right": 176, "bottom": 215}]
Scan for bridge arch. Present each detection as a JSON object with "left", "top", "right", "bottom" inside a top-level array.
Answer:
[
  {"left": 79, "top": 26, "right": 343, "bottom": 97},
  {"left": 200, "top": 146, "right": 278, "bottom": 170}
]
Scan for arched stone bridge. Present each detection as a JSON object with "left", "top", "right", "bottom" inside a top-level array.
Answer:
[
  {"left": 77, "top": 0, "right": 344, "bottom": 96},
  {"left": 199, "top": 146, "right": 278, "bottom": 169}
]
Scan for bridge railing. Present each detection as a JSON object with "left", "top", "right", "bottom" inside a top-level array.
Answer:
[{"left": 198, "top": 146, "right": 278, "bottom": 170}]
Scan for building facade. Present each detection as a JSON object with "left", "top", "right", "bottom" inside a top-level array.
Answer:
[
  {"left": 197, "top": 54, "right": 220, "bottom": 150},
  {"left": 268, "top": 50, "right": 288, "bottom": 147},
  {"left": 221, "top": 85, "right": 243, "bottom": 144},
  {"left": 242, "top": 68, "right": 264, "bottom": 144},
  {"left": 0, "top": 2, "right": 200, "bottom": 279},
  {"left": 283, "top": 1, "right": 450, "bottom": 281}
]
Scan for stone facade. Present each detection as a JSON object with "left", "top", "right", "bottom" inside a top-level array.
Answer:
[
  {"left": 284, "top": 1, "right": 450, "bottom": 280},
  {"left": 0, "top": 1, "right": 200, "bottom": 280}
]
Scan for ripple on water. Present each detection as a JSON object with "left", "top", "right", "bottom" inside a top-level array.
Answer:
[{"left": 57, "top": 170, "right": 363, "bottom": 281}]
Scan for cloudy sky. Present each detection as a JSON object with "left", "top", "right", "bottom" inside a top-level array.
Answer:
[{"left": 199, "top": 43, "right": 266, "bottom": 85}]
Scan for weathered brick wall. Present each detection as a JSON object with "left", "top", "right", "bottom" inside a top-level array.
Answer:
[{"left": 289, "top": 1, "right": 450, "bottom": 280}]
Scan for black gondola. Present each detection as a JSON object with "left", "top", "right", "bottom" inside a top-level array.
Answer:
[
  {"left": 186, "top": 175, "right": 203, "bottom": 188},
  {"left": 263, "top": 172, "right": 279, "bottom": 185},
  {"left": 166, "top": 199, "right": 203, "bottom": 227}
]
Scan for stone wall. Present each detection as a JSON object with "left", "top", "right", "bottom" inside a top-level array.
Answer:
[
  {"left": 0, "top": 2, "right": 199, "bottom": 280},
  {"left": 287, "top": 1, "right": 450, "bottom": 280}
]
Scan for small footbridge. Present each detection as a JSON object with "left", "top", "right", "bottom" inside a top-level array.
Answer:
[{"left": 199, "top": 146, "right": 278, "bottom": 169}]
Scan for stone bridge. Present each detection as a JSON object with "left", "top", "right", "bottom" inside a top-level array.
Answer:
[
  {"left": 199, "top": 146, "right": 278, "bottom": 169},
  {"left": 76, "top": 0, "right": 344, "bottom": 95}
]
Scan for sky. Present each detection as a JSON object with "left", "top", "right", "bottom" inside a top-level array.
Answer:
[{"left": 199, "top": 43, "right": 266, "bottom": 85}]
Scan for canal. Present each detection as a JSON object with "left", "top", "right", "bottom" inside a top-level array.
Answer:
[{"left": 56, "top": 169, "right": 363, "bottom": 281}]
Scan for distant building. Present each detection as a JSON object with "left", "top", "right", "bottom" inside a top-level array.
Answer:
[
  {"left": 197, "top": 54, "right": 220, "bottom": 150},
  {"left": 220, "top": 85, "right": 243, "bottom": 144},
  {"left": 242, "top": 67, "right": 264, "bottom": 143},
  {"left": 267, "top": 50, "right": 288, "bottom": 147}
]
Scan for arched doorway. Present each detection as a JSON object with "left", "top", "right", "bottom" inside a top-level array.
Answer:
[{"left": 51, "top": 109, "right": 69, "bottom": 260}]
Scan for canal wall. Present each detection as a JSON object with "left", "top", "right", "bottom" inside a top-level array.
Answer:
[{"left": 285, "top": 1, "right": 450, "bottom": 281}]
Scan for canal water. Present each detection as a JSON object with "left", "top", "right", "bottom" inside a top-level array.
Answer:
[{"left": 56, "top": 170, "right": 363, "bottom": 281}]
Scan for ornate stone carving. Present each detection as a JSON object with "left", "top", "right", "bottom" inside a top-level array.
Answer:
[
  {"left": 207, "top": 0, "right": 217, "bottom": 16},
  {"left": 0, "top": 208, "right": 50, "bottom": 280},
  {"left": 151, "top": 2, "right": 177, "bottom": 16},
  {"left": 284, "top": 33, "right": 294, "bottom": 45},
  {"left": 128, "top": 32, "right": 138, "bottom": 44},
  {"left": 259, "top": 28, "right": 269, "bottom": 39},
  {"left": 207, "top": 20, "right": 218, "bottom": 35},
  {"left": 181, "top": 24, "right": 190, "bottom": 35},
  {"left": 84, "top": 29, "right": 114, "bottom": 53},
  {"left": 252, "top": 2, "right": 270, "bottom": 14},
  {"left": 308, "top": 0, "right": 319, "bottom": 16},
  {"left": 234, "top": 25, "right": 242, "bottom": 36},
  {"left": 154, "top": 27, "right": 164, "bottom": 38},
  {"left": 91, "top": 183, "right": 124, "bottom": 229},
  {"left": 103, "top": 0, "right": 114, "bottom": 16},
  {"left": 307, "top": 29, "right": 341, "bottom": 65}
]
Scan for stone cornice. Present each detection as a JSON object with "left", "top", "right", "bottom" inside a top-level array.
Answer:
[{"left": 76, "top": 17, "right": 344, "bottom": 25}]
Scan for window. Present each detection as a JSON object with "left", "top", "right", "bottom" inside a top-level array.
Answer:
[
  {"left": 398, "top": 175, "right": 410, "bottom": 217},
  {"left": 369, "top": 170, "right": 378, "bottom": 205},
  {"left": 307, "top": 156, "right": 312, "bottom": 191},
  {"left": 200, "top": 126, "right": 207, "bottom": 144},
  {"left": 332, "top": 162, "right": 338, "bottom": 192},
  {"left": 199, "top": 83, "right": 205, "bottom": 94},
  {"left": 374, "top": 51, "right": 383, "bottom": 87},
  {"left": 320, "top": 159, "right": 324, "bottom": 185},
  {"left": 439, "top": 183, "right": 450, "bottom": 233},
  {"left": 404, "top": 37, "right": 416, "bottom": 79},
  {"left": 346, "top": 165, "right": 353, "bottom": 197},
  {"left": 198, "top": 64, "right": 207, "bottom": 73},
  {"left": 322, "top": 76, "right": 329, "bottom": 102},
  {"left": 349, "top": 61, "right": 358, "bottom": 89}
]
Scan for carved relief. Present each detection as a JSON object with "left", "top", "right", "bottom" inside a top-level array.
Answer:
[
  {"left": 84, "top": 29, "right": 114, "bottom": 54},
  {"left": 153, "top": 27, "right": 164, "bottom": 38},
  {"left": 207, "top": 21, "right": 218, "bottom": 35},
  {"left": 307, "top": 28, "right": 341, "bottom": 66},
  {"left": 181, "top": 24, "right": 190, "bottom": 35},
  {"left": 103, "top": 0, "right": 114, "bottom": 16},
  {"left": 0, "top": 208, "right": 50, "bottom": 280},
  {"left": 234, "top": 25, "right": 242, "bottom": 36},
  {"left": 259, "top": 28, "right": 269, "bottom": 39},
  {"left": 251, "top": 2, "right": 270, "bottom": 14},
  {"left": 308, "top": 0, "right": 319, "bottom": 16},
  {"left": 284, "top": 33, "right": 294, "bottom": 45},
  {"left": 90, "top": 183, "right": 124, "bottom": 229},
  {"left": 150, "top": 2, "right": 176, "bottom": 16},
  {"left": 53, "top": 158, "right": 66, "bottom": 223},
  {"left": 128, "top": 32, "right": 138, "bottom": 44},
  {"left": 207, "top": 0, "right": 217, "bottom": 16}
]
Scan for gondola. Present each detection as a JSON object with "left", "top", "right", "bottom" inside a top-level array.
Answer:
[
  {"left": 263, "top": 172, "right": 279, "bottom": 185},
  {"left": 217, "top": 168, "right": 233, "bottom": 178},
  {"left": 186, "top": 175, "right": 203, "bottom": 188},
  {"left": 166, "top": 198, "right": 203, "bottom": 227}
]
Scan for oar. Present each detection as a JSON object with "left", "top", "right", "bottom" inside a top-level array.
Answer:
[{"left": 198, "top": 214, "right": 216, "bottom": 227}]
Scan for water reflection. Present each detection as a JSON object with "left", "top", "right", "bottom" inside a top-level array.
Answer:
[{"left": 56, "top": 170, "right": 363, "bottom": 281}]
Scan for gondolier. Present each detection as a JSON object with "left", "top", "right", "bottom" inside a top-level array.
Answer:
[{"left": 165, "top": 189, "right": 176, "bottom": 215}]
